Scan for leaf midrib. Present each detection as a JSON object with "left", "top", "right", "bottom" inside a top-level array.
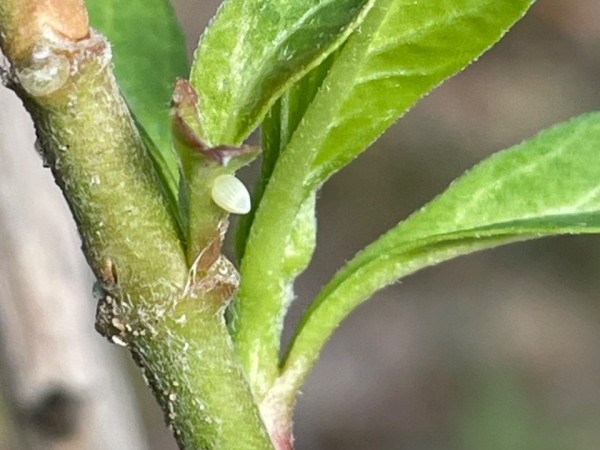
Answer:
[
  {"left": 279, "top": 0, "right": 393, "bottom": 183},
  {"left": 226, "top": 0, "right": 372, "bottom": 143}
]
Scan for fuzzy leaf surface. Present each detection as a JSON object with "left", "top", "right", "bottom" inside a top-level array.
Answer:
[
  {"left": 282, "top": 113, "right": 600, "bottom": 396},
  {"left": 287, "top": 0, "right": 536, "bottom": 188},
  {"left": 230, "top": 0, "right": 536, "bottom": 397},
  {"left": 190, "top": 0, "right": 374, "bottom": 146}
]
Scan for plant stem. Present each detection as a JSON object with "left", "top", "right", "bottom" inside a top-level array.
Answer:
[
  {"left": 0, "top": 0, "right": 89, "bottom": 63},
  {"left": 1, "top": 1, "right": 186, "bottom": 295},
  {"left": 231, "top": 144, "right": 313, "bottom": 398},
  {"left": 0, "top": 4, "right": 274, "bottom": 448},
  {"left": 97, "top": 291, "right": 273, "bottom": 450}
]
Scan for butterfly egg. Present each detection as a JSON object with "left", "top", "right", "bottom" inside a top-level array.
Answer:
[{"left": 211, "top": 174, "right": 251, "bottom": 214}]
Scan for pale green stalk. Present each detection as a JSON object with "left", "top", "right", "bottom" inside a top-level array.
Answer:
[{"left": 0, "top": 2, "right": 273, "bottom": 448}]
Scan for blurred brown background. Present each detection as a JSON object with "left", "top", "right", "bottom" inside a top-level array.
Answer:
[{"left": 1, "top": 0, "right": 599, "bottom": 449}]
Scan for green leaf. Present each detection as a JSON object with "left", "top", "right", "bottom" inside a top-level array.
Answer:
[
  {"left": 280, "top": 113, "right": 600, "bottom": 401},
  {"left": 189, "top": 0, "right": 375, "bottom": 146},
  {"left": 262, "top": 52, "right": 338, "bottom": 191},
  {"left": 291, "top": 0, "right": 536, "bottom": 188},
  {"left": 230, "top": 0, "right": 536, "bottom": 400},
  {"left": 87, "top": 0, "right": 188, "bottom": 204},
  {"left": 234, "top": 52, "right": 336, "bottom": 261}
]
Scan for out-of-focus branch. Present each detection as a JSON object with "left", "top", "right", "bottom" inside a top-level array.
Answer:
[{"left": 0, "top": 85, "right": 148, "bottom": 449}]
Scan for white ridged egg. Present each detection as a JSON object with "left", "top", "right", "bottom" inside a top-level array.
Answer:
[{"left": 211, "top": 174, "right": 251, "bottom": 214}]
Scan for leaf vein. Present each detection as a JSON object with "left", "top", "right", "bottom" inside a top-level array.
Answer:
[
  {"left": 367, "top": 5, "right": 486, "bottom": 58},
  {"left": 453, "top": 126, "right": 586, "bottom": 224}
]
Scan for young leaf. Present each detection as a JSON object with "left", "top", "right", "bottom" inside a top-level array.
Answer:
[
  {"left": 230, "top": 0, "right": 536, "bottom": 399},
  {"left": 281, "top": 113, "right": 600, "bottom": 401},
  {"left": 87, "top": 0, "right": 188, "bottom": 203},
  {"left": 292, "top": 0, "right": 536, "bottom": 188},
  {"left": 189, "top": 0, "right": 375, "bottom": 146}
]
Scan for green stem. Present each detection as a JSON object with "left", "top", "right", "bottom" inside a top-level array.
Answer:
[
  {"left": 97, "top": 291, "right": 273, "bottom": 450},
  {"left": 6, "top": 34, "right": 187, "bottom": 301},
  {"left": 231, "top": 137, "right": 315, "bottom": 398},
  {"left": 0, "top": 6, "right": 274, "bottom": 448},
  {"left": 184, "top": 164, "right": 228, "bottom": 265},
  {"left": 230, "top": 62, "right": 340, "bottom": 400}
]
